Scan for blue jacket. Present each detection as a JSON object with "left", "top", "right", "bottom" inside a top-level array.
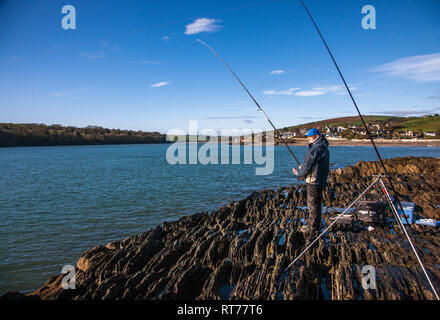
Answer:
[{"left": 297, "top": 134, "right": 330, "bottom": 186}]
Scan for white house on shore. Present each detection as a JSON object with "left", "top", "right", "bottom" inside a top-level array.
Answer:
[{"left": 337, "top": 126, "right": 347, "bottom": 133}]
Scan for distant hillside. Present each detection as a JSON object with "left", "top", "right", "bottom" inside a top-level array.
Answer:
[
  {"left": 284, "top": 114, "right": 440, "bottom": 133},
  {"left": 267, "top": 114, "right": 440, "bottom": 141},
  {"left": 0, "top": 123, "right": 166, "bottom": 147},
  {"left": 285, "top": 115, "right": 399, "bottom": 130}
]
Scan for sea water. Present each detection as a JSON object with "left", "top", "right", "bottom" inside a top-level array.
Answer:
[{"left": 0, "top": 144, "right": 439, "bottom": 294}]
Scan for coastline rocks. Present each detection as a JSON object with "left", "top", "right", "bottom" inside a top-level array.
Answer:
[
  {"left": 327, "top": 157, "right": 440, "bottom": 219},
  {"left": 3, "top": 156, "right": 440, "bottom": 300},
  {"left": 77, "top": 245, "right": 111, "bottom": 272}
]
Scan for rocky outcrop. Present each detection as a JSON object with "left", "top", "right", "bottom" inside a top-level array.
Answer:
[
  {"left": 330, "top": 156, "right": 440, "bottom": 220},
  {"left": 4, "top": 156, "right": 440, "bottom": 300}
]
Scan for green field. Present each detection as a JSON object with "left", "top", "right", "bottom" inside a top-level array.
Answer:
[
  {"left": 390, "top": 115, "right": 440, "bottom": 132},
  {"left": 285, "top": 114, "right": 440, "bottom": 133}
]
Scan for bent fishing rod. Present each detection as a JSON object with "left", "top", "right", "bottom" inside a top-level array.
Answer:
[
  {"left": 292, "top": 0, "right": 439, "bottom": 299},
  {"left": 196, "top": 38, "right": 301, "bottom": 166}
]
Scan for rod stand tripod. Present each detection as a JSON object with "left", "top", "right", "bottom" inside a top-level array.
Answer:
[{"left": 282, "top": 175, "right": 439, "bottom": 300}]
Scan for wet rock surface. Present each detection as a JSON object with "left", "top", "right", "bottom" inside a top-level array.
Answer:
[{"left": 4, "top": 156, "right": 440, "bottom": 300}]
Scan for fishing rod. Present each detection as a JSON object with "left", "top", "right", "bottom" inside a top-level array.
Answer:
[
  {"left": 293, "top": 0, "right": 439, "bottom": 299},
  {"left": 196, "top": 38, "right": 302, "bottom": 166}
]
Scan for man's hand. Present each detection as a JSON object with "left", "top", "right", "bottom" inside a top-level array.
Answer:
[{"left": 292, "top": 168, "right": 299, "bottom": 175}]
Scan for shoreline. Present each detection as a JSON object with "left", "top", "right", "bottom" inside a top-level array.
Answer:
[
  {"left": 226, "top": 139, "right": 440, "bottom": 147},
  {"left": 290, "top": 138, "right": 440, "bottom": 147},
  {"left": 2, "top": 139, "right": 440, "bottom": 148}
]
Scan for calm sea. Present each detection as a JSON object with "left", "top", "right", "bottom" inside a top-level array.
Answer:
[{"left": 1, "top": 143, "right": 439, "bottom": 294}]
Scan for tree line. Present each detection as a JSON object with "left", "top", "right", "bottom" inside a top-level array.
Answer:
[{"left": 0, "top": 123, "right": 167, "bottom": 147}]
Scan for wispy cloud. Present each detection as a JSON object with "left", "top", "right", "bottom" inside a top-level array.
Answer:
[
  {"left": 295, "top": 90, "right": 326, "bottom": 96},
  {"left": 204, "top": 116, "right": 259, "bottom": 120},
  {"left": 150, "top": 81, "right": 171, "bottom": 88},
  {"left": 426, "top": 89, "right": 440, "bottom": 100},
  {"left": 100, "top": 41, "right": 120, "bottom": 53},
  {"left": 270, "top": 70, "right": 285, "bottom": 75},
  {"left": 2, "top": 56, "right": 21, "bottom": 65},
  {"left": 52, "top": 45, "right": 72, "bottom": 50},
  {"left": 1, "top": 55, "right": 21, "bottom": 65},
  {"left": 204, "top": 115, "right": 257, "bottom": 124},
  {"left": 51, "top": 90, "right": 79, "bottom": 97},
  {"left": 162, "top": 33, "right": 174, "bottom": 41},
  {"left": 81, "top": 53, "right": 105, "bottom": 59},
  {"left": 185, "top": 18, "right": 223, "bottom": 35},
  {"left": 302, "top": 85, "right": 357, "bottom": 96},
  {"left": 264, "top": 85, "right": 354, "bottom": 97},
  {"left": 370, "top": 106, "right": 440, "bottom": 117},
  {"left": 263, "top": 88, "right": 300, "bottom": 96},
  {"left": 371, "top": 53, "right": 440, "bottom": 82},
  {"left": 8, "top": 56, "right": 20, "bottom": 62},
  {"left": 130, "top": 60, "right": 161, "bottom": 65},
  {"left": 81, "top": 42, "right": 119, "bottom": 59}
]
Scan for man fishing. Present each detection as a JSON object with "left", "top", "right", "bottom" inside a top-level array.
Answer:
[{"left": 292, "top": 128, "right": 330, "bottom": 234}]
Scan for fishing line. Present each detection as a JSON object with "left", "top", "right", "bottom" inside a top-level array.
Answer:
[{"left": 196, "top": 39, "right": 301, "bottom": 166}]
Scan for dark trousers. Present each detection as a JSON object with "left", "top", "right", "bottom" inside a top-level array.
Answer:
[{"left": 306, "top": 183, "right": 324, "bottom": 231}]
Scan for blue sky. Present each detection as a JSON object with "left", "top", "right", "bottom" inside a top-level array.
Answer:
[{"left": 1, "top": 0, "right": 440, "bottom": 133}]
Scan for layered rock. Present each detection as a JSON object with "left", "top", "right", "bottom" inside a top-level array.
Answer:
[{"left": 3, "top": 156, "right": 440, "bottom": 300}]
